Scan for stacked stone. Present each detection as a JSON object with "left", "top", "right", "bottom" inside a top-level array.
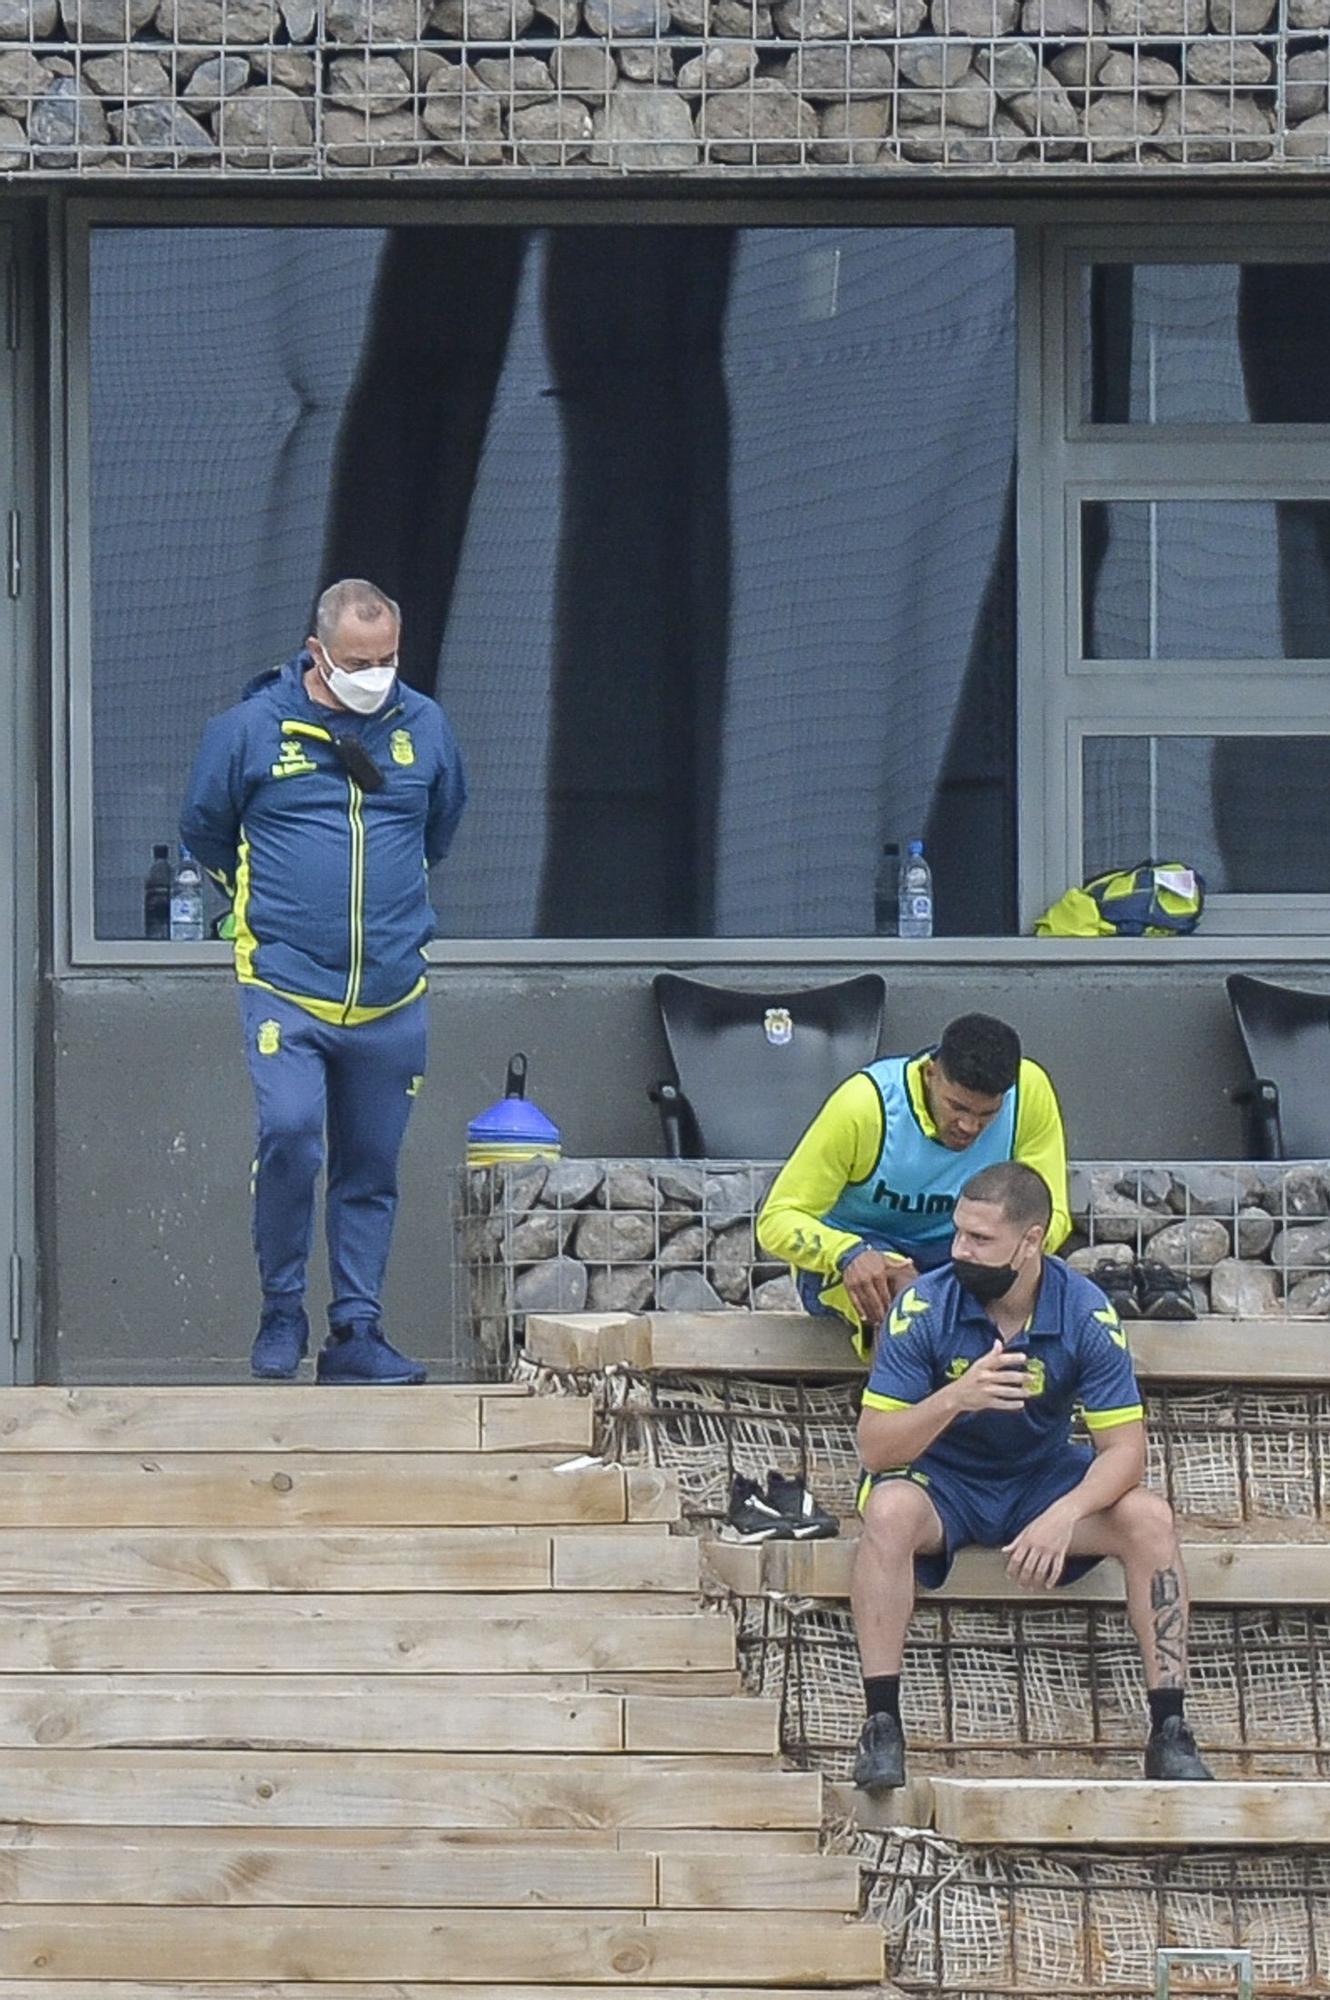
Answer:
[
  {"left": 1066, "top": 1162, "right": 1330, "bottom": 1316},
  {"left": 0, "top": 0, "right": 1317, "bottom": 172},
  {"left": 458, "top": 1157, "right": 1330, "bottom": 1346}
]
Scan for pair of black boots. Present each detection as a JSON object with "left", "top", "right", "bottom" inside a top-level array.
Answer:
[
  {"left": 725, "top": 1470, "right": 839, "bottom": 1543},
  {"left": 1087, "top": 1256, "right": 1196, "bottom": 1322}
]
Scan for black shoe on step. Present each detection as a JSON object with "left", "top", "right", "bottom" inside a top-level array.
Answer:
[
  {"left": 853, "top": 1712, "right": 907, "bottom": 1793},
  {"left": 1136, "top": 1259, "right": 1197, "bottom": 1322},
  {"left": 725, "top": 1473, "right": 795, "bottom": 1542},
  {"left": 1086, "top": 1259, "right": 1142, "bottom": 1320},
  {"left": 765, "top": 1471, "right": 840, "bottom": 1540},
  {"left": 1144, "top": 1714, "right": 1213, "bottom": 1779}
]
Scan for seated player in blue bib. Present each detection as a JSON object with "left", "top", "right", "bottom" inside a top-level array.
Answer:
[
  {"left": 850, "top": 1159, "right": 1212, "bottom": 1793},
  {"left": 757, "top": 1014, "right": 1070, "bottom": 1360}
]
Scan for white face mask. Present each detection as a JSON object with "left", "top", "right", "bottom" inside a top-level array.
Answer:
[{"left": 318, "top": 649, "right": 397, "bottom": 716}]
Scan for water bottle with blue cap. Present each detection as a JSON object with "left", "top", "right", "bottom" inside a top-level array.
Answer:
[{"left": 466, "top": 1054, "right": 562, "bottom": 1168}]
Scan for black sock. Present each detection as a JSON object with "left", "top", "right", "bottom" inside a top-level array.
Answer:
[
  {"left": 864, "top": 1674, "right": 901, "bottom": 1723},
  {"left": 1148, "top": 1687, "right": 1184, "bottom": 1731}
]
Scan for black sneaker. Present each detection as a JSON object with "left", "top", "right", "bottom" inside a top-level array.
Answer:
[
  {"left": 1137, "top": 1259, "right": 1198, "bottom": 1322},
  {"left": 853, "top": 1712, "right": 906, "bottom": 1793},
  {"left": 725, "top": 1474, "right": 795, "bottom": 1542},
  {"left": 1087, "top": 1259, "right": 1142, "bottom": 1320},
  {"left": 765, "top": 1471, "right": 840, "bottom": 1541},
  {"left": 1144, "top": 1715, "right": 1214, "bottom": 1780}
]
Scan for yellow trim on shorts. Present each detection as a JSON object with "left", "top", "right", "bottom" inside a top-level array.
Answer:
[
  {"left": 861, "top": 1390, "right": 914, "bottom": 1413},
  {"left": 1083, "top": 1403, "right": 1144, "bottom": 1431}
]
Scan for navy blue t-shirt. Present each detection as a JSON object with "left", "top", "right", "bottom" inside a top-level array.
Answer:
[{"left": 862, "top": 1256, "right": 1143, "bottom": 1475}]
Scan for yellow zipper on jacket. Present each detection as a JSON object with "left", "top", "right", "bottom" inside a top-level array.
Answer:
[
  {"left": 342, "top": 776, "right": 366, "bottom": 1023},
  {"left": 279, "top": 710, "right": 404, "bottom": 1025}
]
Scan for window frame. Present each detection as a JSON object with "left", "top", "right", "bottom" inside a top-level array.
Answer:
[{"left": 1034, "top": 223, "right": 1330, "bottom": 939}]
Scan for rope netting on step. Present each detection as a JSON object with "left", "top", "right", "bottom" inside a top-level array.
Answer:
[
  {"left": 735, "top": 1596, "right": 1330, "bottom": 1777},
  {"left": 845, "top": 1829, "right": 1330, "bottom": 1995},
  {"left": 516, "top": 1359, "right": 1330, "bottom": 1529}
]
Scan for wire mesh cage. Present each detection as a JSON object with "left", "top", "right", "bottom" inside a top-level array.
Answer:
[
  {"left": 0, "top": 6, "right": 1324, "bottom": 176},
  {"left": 738, "top": 1593, "right": 1330, "bottom": 1777},
  {"left": 456, "top": 1157, "right": 1330, "bottom": 1375},
  {"left": 847, "top": 1829, "right": 1330, "bottom": 1995}
]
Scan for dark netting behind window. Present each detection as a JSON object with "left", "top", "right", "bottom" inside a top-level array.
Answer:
[{"left": 89, "top": 224, "right": 1017, "bottom": 941}]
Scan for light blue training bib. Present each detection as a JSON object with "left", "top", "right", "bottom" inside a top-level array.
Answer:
[{"left": 823, "top": 1053, "right": 1019, "bottom": 1254}]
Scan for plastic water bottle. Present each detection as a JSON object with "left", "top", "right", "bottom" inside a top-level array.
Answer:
[
  {"left": 873, "top": 842, "right": 900, "bottom": 936},
  {"left": 169, "top": 846, "right": 205, "bottom": 942},
  {"left": 898, "top": 839, "right": 934, "bottom": 940},
  {"left": 143, "top": 843, "right": 172, "bottom": 941}
]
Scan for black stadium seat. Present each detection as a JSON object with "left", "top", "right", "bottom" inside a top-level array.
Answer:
[
  {"left": 650, "top": 972, "right": 887, "bottom": 1161},
  {"left": 1226, "top": 972, "right": 1330, "bottom": 1160}
]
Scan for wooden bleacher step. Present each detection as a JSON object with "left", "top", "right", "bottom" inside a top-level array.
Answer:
[
  {"left": 0, "top": 1383, "right": 888, "bottom": 1996},
  {"left": 707, "top": 1535, "right": 1330, "bottom": 1603},
  {"left": 931, "top": 1777, "right": 1330, "bottom": 1845},
  {"left": 527, "top": 1309, "right": 1330, "bottom": 1381}
]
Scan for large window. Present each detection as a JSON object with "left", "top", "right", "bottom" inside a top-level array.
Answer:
[{"left": 83, "top": 222, "right": 1018, "bottom": 945}]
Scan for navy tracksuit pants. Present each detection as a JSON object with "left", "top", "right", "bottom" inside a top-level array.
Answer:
[{"left": 241, "top": 988, "right": 427, "bottom": 1329}]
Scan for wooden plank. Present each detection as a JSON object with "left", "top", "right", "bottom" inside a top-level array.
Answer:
[
  {"left": 0, "top": 1908, "right": 884, "bottom": 1983},
  {"left": 622, "top": 1696, "right": 778, "bottom": 1757},
  {"left": 0, "top": 1679, "right": 626, "bottom": 1752},
  {"left": 481, "top": 1396, "right": 594, "bottom": 1454},
  {"left": 588, "top": 1671, "right": 742, "bottom": 1697},
  {"left": 625, "top": 1468, "right": 679, "bottom": 1522},
  {"left": 646, "top": 1313, "right": 861, "bottom": 1377},
  {"left": 524, "top": 1314, "right": 652, "bottom": 1372},
  {"left": 0, "top": 1987, "right": 893, "bottom": 2000},
  {"left": 715, "top": 1539, "right": 1330, "bottom": 1606},
  {"left": 0, "top": 1528, "right": 557, "bottom": 1594},
  {"left": 656, "top": 1851, "right": 859, "bottom": 1911},
  {"left": 551, "top": 1534, "right": 699, "bottom": 1594},
  {"left": 535, "top": 1308, "right": 1330, "bottom": 1387},
  {"left": 1130, "top": 1319, "right": 1330, "bottom": 1382},
  {"left": 0, "top": 1456, "right": 627, "bottom": 1528},
  {"left": 932, "top": 1777, "right": 1330, "bottom": 1847},
  {"left": 617, "top": 1830, "right": 820, "bottom": 1854},
  {"left": 0, "top": 1387, "right": 494, "bottom": 1452},
  {"left": 0, "top": 1828, "right": 655, "bottom": 1907},
  {"left": 0, "top": 1601, "right": 733, "bottom": 1675},
  {"left": 0, "top": 1753, "right": 822, "bottom": 1829}
]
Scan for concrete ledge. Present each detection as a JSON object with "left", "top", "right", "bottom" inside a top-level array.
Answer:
[
  {"left": 527, "top": 1311, "right": 1330, "bottom": 1383},
  {"left": 931, "top": 1777, "right": 1330, "bottom": 1846},
  {"left": 703, "top": 1538, "right": 1330, "bottom": 1604}
]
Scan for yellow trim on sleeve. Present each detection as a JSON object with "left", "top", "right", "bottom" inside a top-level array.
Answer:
[
  {"left": 861, "top": 1390, "right": 914, "bottom": 1412},
  {"left": 1083, "top": 1404, "right": 1144, "bottom": 1431},
  {"left": 755, "top": 1071, "right": 886, "bottom": 1280},
  {"left": 1013, "top": 1058, "right": 1072, "bottom": 1253}
]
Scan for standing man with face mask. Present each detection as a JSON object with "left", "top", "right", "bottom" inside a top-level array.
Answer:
[
  {"left": 181, "top": 579, "right": 467, "bottom": 1384},
  {"left": 850, "top": 1160, "right": 1211, "bottom": 1791},
  {"left": 757, "top": 1013, "right": 1071, "bottom": 1360}
]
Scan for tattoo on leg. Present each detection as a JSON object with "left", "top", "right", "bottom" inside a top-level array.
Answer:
[{"left": 1149, "top": 1566, "right": 1186, "bottom": 1688}]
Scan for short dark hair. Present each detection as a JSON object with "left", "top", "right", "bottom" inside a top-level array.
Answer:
[
  {"left": 936, "top": 1014, "right": 1022, "bottom": 1098},
  {"left": 961, "top": 1160, "right": 1052, "bottom": 1234}
]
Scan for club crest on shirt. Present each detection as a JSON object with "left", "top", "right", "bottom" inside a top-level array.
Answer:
[
  {"left": 763, "top": 1007, "right": 793, "bottom": 1046},
  {"left": 390, "top": 729, "right": 415, "bottom": 767},
  {"left": 257, "top": 1020, "right": 281, "bottom": 1057}
]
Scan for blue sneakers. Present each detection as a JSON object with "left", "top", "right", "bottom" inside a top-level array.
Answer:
[
  {"left": 250, "top": 1305, "right": 310, "bottom": 1380},
  {"left": 316, "top": 1322, "right": 427, "bottom": 1385}
]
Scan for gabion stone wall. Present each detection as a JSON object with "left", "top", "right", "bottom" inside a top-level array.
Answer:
[
  {"left": 0, "top": 0, "right": 1325, "bottom": 173},
  {"left": 455, "top": 1156, "right": 1330, "bottom": 1366}
]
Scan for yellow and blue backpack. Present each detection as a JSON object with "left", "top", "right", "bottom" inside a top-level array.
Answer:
[{"left": 1035, "top": 862, "right": 1205, "bottom": 938}]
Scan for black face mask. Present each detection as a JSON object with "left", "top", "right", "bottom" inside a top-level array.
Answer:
[{"left": 953, "top": 1258, "right": 1019, "bottom": 1304}]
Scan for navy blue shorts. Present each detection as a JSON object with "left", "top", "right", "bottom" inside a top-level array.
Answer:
[{"left": 856, "top": 1442, "right": 1103, "bottom": 1590}]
